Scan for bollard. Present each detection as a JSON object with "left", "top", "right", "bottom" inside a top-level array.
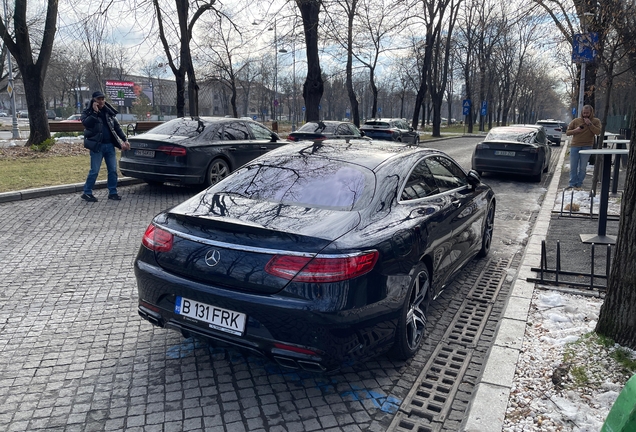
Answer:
[{"left": 601, "top": 373, "right": 636, "bottom": 432}]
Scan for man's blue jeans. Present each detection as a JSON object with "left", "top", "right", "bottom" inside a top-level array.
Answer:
[
  {"left": 569, "top": 145, "right": 592, "bottom": 188},
  {"left": 83, "top": 143, "right": 118, "bottom": 195}
]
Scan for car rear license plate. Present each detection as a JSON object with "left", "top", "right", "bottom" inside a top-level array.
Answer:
[
  {"left": 494, "top": 150, "right": 515, "bottom": 156},
  {"left": 134, "top": 149, "right": 155, "bottom": 158},
  {"left": 174, "top": 296, "right": 246, "bottom": 336}
]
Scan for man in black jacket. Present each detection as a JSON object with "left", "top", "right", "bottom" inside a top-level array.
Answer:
[{"left": 80, "top": 90, "right": 131, "bottom": 202}]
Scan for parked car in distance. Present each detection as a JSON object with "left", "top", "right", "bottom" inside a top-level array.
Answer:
[
  {"left": 119, "top": 117, "right": 283, "bottom": 187},
  {"left": 359, "top": 118, "right": 420, "bottom": 144},
  {"left": 135, "top": 139, "right": 496, "bottom": 371},
  {"left": 47, "top": 110, "right": 57, "bottom": 120},
  {"left": 472, "top": 124, "right": 552, "bottom": 182},
  {"left": 17, "top": 110, "right": 28, "bottom": 119},
  {"left": 536, "top": 119, "right": 564, "bottom": 146},
  {"left": 61, "top": 114, "right": 82, "bottom": 122},
  {"left": 286, "top": 120, "right": 368, "bottom": 142},
  {"left": 0, "top": 112, "right": 7, "bottom": 117}
]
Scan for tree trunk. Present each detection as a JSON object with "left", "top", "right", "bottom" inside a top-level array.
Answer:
[
  {"left": 22, "top": 67, "right": 49, "bottom": 146},
  {"left": 595, "top": 111, "right": 636, "bottom": 349},
  {"left": 175, "top": 70, "right": 186, "bottom": 117},
  {"left": 344, "top": 0, "right": 360, "bottom": 127},
  {"left": 297, "top": 0, "right": 323, "bottom": 122}
]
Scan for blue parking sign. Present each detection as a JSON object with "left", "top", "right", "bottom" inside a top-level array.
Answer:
[{"left": 480, "top": 100, "right": 487, "bottom": 116}]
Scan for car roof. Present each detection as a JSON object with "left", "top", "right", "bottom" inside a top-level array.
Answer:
[{"left": 260, "top": 139, "right": 442, "bottom": 171}]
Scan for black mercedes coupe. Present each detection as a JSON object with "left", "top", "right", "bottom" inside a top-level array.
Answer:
[{"left": 135, "top": 139, "right": 496, "bottom": 371}]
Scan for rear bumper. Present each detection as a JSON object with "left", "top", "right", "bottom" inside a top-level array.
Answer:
[
  {"left": 472, "top": 155, "right": 542, "bottom": 175},
  {"left": 135, "top": 258, "right": 404, "bottom": 371},
  {"left": 119, "top": 162, "right": 204, "bottom": 184}
]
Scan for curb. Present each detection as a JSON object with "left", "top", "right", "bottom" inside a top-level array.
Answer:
[
  {"left": 0, "top": 177, "right": 144, "bottom": 203},
  {"left": 462, "top": 142, "right": 569, "bottom": 431}
]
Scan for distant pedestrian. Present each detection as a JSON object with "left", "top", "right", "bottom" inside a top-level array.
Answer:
[
  {"left": 565, "top": 105, "right": 601, "bottom": 188},
  {"left": 80, "top": 91, "right": 131, "bottom": 202}
]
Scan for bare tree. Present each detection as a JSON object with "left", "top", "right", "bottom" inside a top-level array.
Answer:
[
  {"left": 0, "top": 0, "right": 58, "bottom": 145},
  {"left": 428, "top": 0, "right": 460, "bottom": 137},
  {"left": 410, "top": 0, "right": 453, "bottom": 130},
  {"left": 199, "top": 13, "right": 253, "bottom": 118},
  {"left": 151, "top": 0, "right": 218, "bottom": 117}
]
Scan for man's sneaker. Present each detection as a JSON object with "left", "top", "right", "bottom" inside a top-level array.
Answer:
[
  {"left": 108, "top": 194, "right": 121, "bottom": 201},
  {"left": 81, "top": 193, "right": 98, "bottom": 202}
]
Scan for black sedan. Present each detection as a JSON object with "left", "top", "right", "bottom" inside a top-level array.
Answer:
[
  {"left": 360, "top": 118, "right": 420, "bottom": 144},
  {"left": 471, "top": 125, "right": 552, "bottom": 182},
  {"left": 286, "top": 120, "right": 368, "bottom": 142},
  {"left": 135, "top": 140, "right": 496, "bottom": 371},
  {"left": 119, "top": 117, "right": 283, "bottom": 187}
]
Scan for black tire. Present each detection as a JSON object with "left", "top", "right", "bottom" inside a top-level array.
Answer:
[
  {"left": 206, "top": 158, "right": 230, "bottom": 187},
  {"left": 477, "top": 202, "right": 495, "bottom": 258},
  {"left": 414, "top": 135, "right": 420, "bottom": 145},
  {"left": 144, "top": 180, "right": 163, "bottom": 186},
  {"left": 392, "top": 264, "right": 431, "bottom": 360}
]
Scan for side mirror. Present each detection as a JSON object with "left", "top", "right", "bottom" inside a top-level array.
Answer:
[
  {"left": 467, "top": 170, "right": 481, "bottom": 187},
  {"left": 271, "top": 132, "right": 279, "bottom": 142},
  {"left": 360, "top": 130, "right": 366, "bottom": 137}
]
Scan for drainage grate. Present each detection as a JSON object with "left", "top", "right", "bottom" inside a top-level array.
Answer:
[{"left": 388, "top": 258, "right": 511, "bottom": 432}]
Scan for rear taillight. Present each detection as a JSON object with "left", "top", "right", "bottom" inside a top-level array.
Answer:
[
  {"left": 157, "top": 145, "right": 187, "bottom": 157},
  {"left": 286, "top": 136, "right": 299, "bottom": 142},
  {"left": 265, "top": 251, "right": 379, "bottom": 282},
  {"left": 142, "top": 224, "right": 173, "bottom": 252}
]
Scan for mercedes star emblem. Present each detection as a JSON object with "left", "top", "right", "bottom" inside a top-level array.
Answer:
[{"left": 204, "top": 249, "right": 221, "bottom": 267}]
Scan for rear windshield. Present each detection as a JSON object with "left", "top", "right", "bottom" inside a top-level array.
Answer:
[
  {"left": 364, "top": 121, "right": 391, "bottom": 128},
  {"left": 147, "top": 118, "right": 210, "bottom": 137},
  {"left": 297, "top": 122, "right": 338, "bottom": 134},
  {"left": 486, "top": 128, "right": 537, "bottom": 143},
  {"left": 208, "top": 157, "right": 375, "bottom": 211}
]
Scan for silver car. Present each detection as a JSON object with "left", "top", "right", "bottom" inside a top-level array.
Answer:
[{"left": 536, "top": 119, "right": 564, "bottom": 146}]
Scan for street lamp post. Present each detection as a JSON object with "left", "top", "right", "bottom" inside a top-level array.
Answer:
[
  {"left": 279, "top": 41, "right": 296, "bottom": 130},
  {"left": 253, "top": 19, "right": 280, "bottom": 125},
  {"left": 3, "top": 0, "right": 20, "bottom": 138}
]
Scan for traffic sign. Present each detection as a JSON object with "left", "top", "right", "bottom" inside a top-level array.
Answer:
[
  {"left": 6, "top": 83, "right": 13, "bottom": 97},
  {"left": 572, "top": 33, "right": 599, "bottom": 63},
  {"left": 302, "top": 106, "right": 305, "bottom": 112},
  {"left": 572, "top": 107, "right": 577, "bottom": 117},
  {"left": 462, "top": 99, "right": 471, "bottom": 116},
  {"left": 481, "top": 100, "right": 487, "bottom": 116}
]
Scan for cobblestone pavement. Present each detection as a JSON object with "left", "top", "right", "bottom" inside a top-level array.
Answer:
[{"left": 0, "top": 157, "right": 551, "bottom": 432}]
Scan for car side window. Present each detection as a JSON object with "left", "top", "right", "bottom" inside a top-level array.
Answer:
[
  {"left": 347, "top": 124, "right": 361, "bottom": 136},
  {"left": 425, "top": 156, "right": 468, "bottom": 192},
  {"left": 401, "top": 160, "right": 439, "bottom": 200},
  {"left": 247, "top": 122, "right": 273, "bottom": 140},
  {"left": 223, "top": 122, "right": 250, "bottom": 140},
  {"left": 537, "top": 130, "right": 546, "bottom": 144},
  {"left": 336, "top": 124, "right": 351, "bottom": 135}
]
